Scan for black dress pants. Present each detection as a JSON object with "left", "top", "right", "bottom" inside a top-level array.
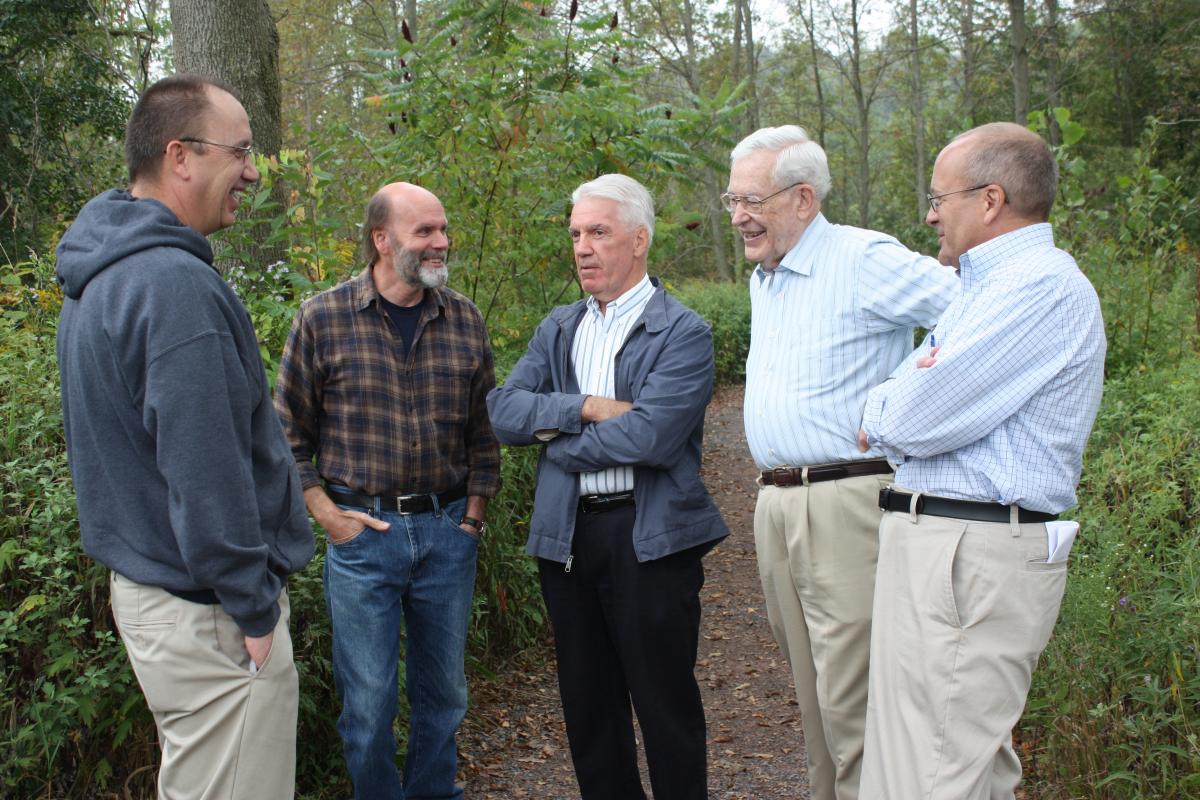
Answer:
[{"left": 538, "top": 504, "right": 708, "bottom": 800}]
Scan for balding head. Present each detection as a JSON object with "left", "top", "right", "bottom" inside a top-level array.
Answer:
[
  {"left": 361, "top": 182, "right": 444, "bottom": 265},
  {"left": 946, "top": 122, "right": 1057, "bottom": 222}
]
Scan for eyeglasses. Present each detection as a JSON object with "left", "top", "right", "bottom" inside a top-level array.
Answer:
[
  {"left": 925, "top": 184, "right": 990, "bottom": 212},
  {"left": 719, "top": 182, "right": 804, "bottom": 214},
  {"left": 179, "top": 137, "right": 254, "bottom": 162}
]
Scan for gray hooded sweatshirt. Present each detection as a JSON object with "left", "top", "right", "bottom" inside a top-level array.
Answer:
[{"left": 56, "top": 189, "right": 314, "bottom": 636}]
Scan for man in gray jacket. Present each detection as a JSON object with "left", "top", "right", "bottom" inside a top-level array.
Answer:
[
  {"left": 56, "top": 74, "right": 314, "bottom": 799},
  {"left": 488, "top": 174, "right": 727, "bottom": 800}
]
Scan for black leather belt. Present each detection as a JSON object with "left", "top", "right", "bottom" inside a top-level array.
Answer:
[
  {"left": 578, "top": 490, "right": 635, "bottom": 514},
  {"left": 326, "top": 484, "right": 466, "bottom": 515},
  {"left": 761, "top": 458, "right": 892, "bottom": 487},
  {"left": 878, "top": 486, "right": 1058, "bottom": 524}
]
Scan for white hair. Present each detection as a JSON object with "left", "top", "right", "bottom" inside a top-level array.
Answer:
[
  {"left": 730, "top": 125, "right": 832, "bottom": 201},
  {"left": 571, "top": 173, "right": 655, "bottom": 245}
]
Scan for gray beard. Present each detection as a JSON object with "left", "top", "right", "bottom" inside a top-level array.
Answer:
[{"left": 393, "top": 247, "right": 449, "bottom": 290}]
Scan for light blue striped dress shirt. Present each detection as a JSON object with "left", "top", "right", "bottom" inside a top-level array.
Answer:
[
  {"left": 572, "top": 274, "right": 655, "bottom": 495},
  {"left": 862, "top": 224, "right": 1106, "bottom": 513},
  {"left": 744, "top": 213, "right": 959, "bottom": 469}
]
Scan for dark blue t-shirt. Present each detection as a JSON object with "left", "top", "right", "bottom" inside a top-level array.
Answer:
[{"left": 379, "top": 294, "right": 423, "bottom": 356}]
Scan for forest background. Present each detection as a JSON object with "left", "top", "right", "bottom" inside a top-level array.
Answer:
[{"left": 1, "top": 0, "right": 1197, "bottom": 797}]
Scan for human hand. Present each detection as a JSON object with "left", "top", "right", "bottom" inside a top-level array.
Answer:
[
  {"left": 917, "top": 345, "right": 940, "bottom": 369},
  {"left": 582, "top": 395, "right": 634, "bottom": 423},
  {"left": 322, "top": 506, "right": 389, "bottom": 544},
  {"left": 857, "top": 428, "right": 870, "bottom": 453},
  {"left": 244, "top": 630, "right": 274, "bottom": 671}
]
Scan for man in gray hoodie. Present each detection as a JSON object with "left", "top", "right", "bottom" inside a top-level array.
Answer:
[{"left": 55, "top": 74, "right": 314, "bottom": 800}]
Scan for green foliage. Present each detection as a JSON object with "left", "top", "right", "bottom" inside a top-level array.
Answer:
[
  {"left": 0, "top": 0, "right": 130, "bottom": 262},
  {"left": 672, "top": 280, "right": 751, "bottom": 386},
  {"left": 1023, "top": 358, "right": 1200, "bottom": 799},
  {"left": 0, "top": 324, "right": 158, "bottom": 796},
  {"left": 1040, "top": 116, "right": 1199, "bottom": 373}
]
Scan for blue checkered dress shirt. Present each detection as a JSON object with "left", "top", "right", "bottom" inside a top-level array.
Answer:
[{"left": 862, "top": 223, "right": 1106, "bottom": 513}]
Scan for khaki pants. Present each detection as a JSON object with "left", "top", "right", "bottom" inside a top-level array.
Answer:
[
  {"left": 753, "top": 472, "right": 893, "bottom": 800},
  {"left": 110, "top": 572, "right": 299, "bottom": 800},
  {"left": 859, "top": 506, "right": 1067, "bottom": 800}
]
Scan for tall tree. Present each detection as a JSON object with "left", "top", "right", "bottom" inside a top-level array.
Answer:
[
  {"left": 793, "top": 0, "right": 828, "bottom": 147},
  {"left": 171, "top": 0, "right": 282, "bottom": 159},
  {"left": 907, "top": 0, "right": 927, "bottom": 221},
  {"left": 1007, "top": 0, "right": 1030, "bottom": 122}
]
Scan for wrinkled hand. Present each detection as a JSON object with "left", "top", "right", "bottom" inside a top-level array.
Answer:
[
  {"left": 244, "top": 630, "right": 273, "bottom": 670},
  {"left": 323, "top": 507, "right": 389, "bottom": 544},
  {"left": 917, "top": 345, "right": 941, "bottom": 369},
  {"left": 857, "top": 428, "right": 870, "bottom": 453},
  {"left": 582, "top": 396, "right": 633, "bottom": 423}
]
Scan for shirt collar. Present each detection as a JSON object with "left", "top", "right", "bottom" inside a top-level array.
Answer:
[
  {"left": 585, "top": 273, "right": 653, "bottom": 320},
  {"left": 958, "top": 223, "right": 1055, "bottom": 289},
  {"left": 753, "top": 212, "right": 830, "bottom": 284}
]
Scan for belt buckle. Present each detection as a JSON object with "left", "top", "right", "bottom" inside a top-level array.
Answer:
[
  {"left": 878, "top": 484, "right": 893, "bottom": 512},
  {"left": 393, "top": 494, "right": 422, "bottom": 515}
]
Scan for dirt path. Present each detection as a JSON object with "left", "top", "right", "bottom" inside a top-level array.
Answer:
[{"left": 459, "top": 385, "right": 812, "bottom": 799}]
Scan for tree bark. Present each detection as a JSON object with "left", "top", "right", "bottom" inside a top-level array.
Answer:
[
  {"left": 909, "top": 0, "right": 927, "bottom": 221},
  {"left": 1008, "top": 0, "right": 1030, "bottom": 123},
  {"left": 961, "top": 0, "right": 976, "bottom": 126},
  {"left": 1043, "top": 0, "right": 1062, "bottom": 144},
  {"left": 170, "top": 0, "right": 282, "bottom": 159},
  {"left": 796, "top": 0, "right": 827, "bottom": 148}
]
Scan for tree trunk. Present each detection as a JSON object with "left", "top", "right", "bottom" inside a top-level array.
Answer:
[
  {"left": 961, "top": 0, "right": 976, "bottom": 126},
  {"left": 1043, "top": 0, "right": 1062, "bottom": 144},
  {"left": 171, "top": 0, "right": 283, "bottom": 270},
  {"left": 741, "top": 0, "right": 760, "bottom": 131},
  {"left": 1008, "top": 0, "right": 1030, "bottom": 123},
  {"left": 171, "top": 0, "right": 281, "bottom": 159},
  {"left": 909, "top": 0, "right": 927, "bottom": 221},
  {"left": 799, "top": 0, "right": 827, "bottom": 148},
  {"left": 848, "top": 0, "right": 871, "bottom": 226},
  {"left": 405, "top": 0, "right": 417, "bottom": 42},
  {"left": 680, "top": 0, "right": 733, "bottom": 282}
]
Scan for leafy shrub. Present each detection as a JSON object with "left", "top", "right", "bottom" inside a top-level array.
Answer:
[
  {"left": 1022, "top": 358, "right": 1200, "bottom": 799},
  {"left": 672, "top": 280, "right": 751, "bottom": 386}
]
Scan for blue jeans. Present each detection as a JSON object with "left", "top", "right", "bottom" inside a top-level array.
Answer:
[{"left": 324, "top": 495, "right": 478, "bottom": 800}]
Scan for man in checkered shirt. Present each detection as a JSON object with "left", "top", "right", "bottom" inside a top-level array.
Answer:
[
  {"left": 275, "top": 182, "right": 500, "bottom": 799},
  {"left": 858, "top": 123, "right": 1106, "bottom": 800}
]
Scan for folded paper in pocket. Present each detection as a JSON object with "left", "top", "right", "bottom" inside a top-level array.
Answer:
[{"left": 1045, "top": 520, "right": 1079, "bottom": 564}]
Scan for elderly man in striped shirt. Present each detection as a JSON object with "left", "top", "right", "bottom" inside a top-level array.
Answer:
[
  {"left": 488, "top": 174, "right": 728, "bottom": 799},
  {"left": 858, "top": 123, "right": 1105, "bottom": 799},
  {"left": 726, "top": 125, "right": 959, "bottom": 800}
]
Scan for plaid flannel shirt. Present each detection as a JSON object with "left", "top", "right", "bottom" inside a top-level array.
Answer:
[{"left": 274, "top": 268, "right": 501, "bottom": 499}]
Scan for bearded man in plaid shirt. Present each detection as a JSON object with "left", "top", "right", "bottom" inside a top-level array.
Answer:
[{"left": 275, "top": 182, "right": 500, "bottom": 800}]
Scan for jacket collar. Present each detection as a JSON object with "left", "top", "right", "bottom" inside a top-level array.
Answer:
[{"left": 550, "top": 276, "right": 670, "bottom": 333}]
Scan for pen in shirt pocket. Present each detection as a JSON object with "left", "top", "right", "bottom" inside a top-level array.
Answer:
[{"left": 930, "top": 332, "right": 937, "bottom": 349}]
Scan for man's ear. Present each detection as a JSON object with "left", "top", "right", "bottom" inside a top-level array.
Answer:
[
  {"left": 796, "top": 184, "right": 818, "bottom": 220},
  {"left": 373, "top": 228, "right": 390, "bottom": 256},
  {"left": 981, "top": 184, "right": 1006, "bottom": 225},
  {"left": 163, "top": 140, "right": 191, "bottom": 180},
  {"left": 633, "top": 226, "right": 649, "bottom": 257}
]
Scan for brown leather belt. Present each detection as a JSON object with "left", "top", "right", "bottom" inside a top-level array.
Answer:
[{"left": 760, "top": 459, "right": 892, "bottom": 487}]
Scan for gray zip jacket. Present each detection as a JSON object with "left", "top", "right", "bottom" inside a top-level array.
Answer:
[{"left": 487, "top": 279, "right": 728, "bottom": 563}]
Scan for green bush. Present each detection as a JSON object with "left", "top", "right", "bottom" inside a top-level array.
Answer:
[
  {"left": 1023, "top": 358, "right": 1200, "bottom": 799},
  {"left": 672, "top": 280, "right": 751, "bottom": 386}
]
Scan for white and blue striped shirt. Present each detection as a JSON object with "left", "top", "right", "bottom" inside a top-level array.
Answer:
[
  {"left": 743, "top": 213, "right": 959, "bottom": 469},
  {"left": 862, "top": 224, "right": 1106, "bottom": 513},
  {"left": 572, "top": 274, "right": 655, "bottom": 494}
]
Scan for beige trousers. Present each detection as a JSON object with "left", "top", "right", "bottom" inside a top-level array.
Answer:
[
  {"left": 753, "top": 472, "right": 893, "bottom": 800},
  {"left": 859, "top": 505, "right": 1067, "bottom": 800},
  {"left": 110, "top": 572, "right": 299, "bottom": 800}
]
